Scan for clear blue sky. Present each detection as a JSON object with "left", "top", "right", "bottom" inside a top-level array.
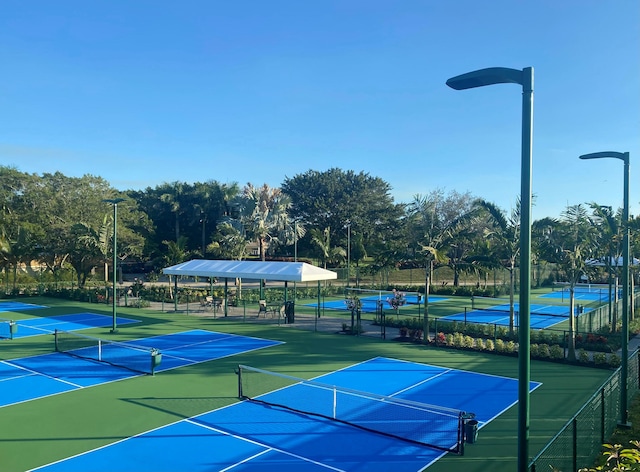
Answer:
[{"left": 1, "top": 1, "right": 638, "bottom": 220}]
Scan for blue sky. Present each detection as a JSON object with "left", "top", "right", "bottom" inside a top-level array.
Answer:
[{"left": 1, "top": 1, "right": 638, "bottom": 220}]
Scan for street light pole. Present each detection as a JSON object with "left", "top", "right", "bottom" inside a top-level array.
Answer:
[
  {"left": 579, "top": 151, "right": 631, "bottom": 427},
  {"left": 447, "top": 66, "right": 534, "bottom": 472},
  {"left": 103, "top": 198, "right": 125, "bottom": 333},
  {"left": 347, "top": 222, "right": 351, "bottom": 288}
]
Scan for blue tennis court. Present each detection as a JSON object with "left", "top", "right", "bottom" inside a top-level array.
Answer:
[
  {"left": 541, "top": 288, "right": 618, "bottom": 302},
  {"left": 5, "top": 313, "right": 140, "bottom": 339},
  {"left": 0, "top": 300, "right": 45, "bottom": 312},
  {"left": 441, "top": 302, "right": 587, "bottom": 329},
  {"left": 31, "top": 357, "right": 541, "bottom": 472},
  {"left": 0, "top": 330, "right": 282, "bottom": 408},
  {"left": 307, "top": 294, "right": 448, "bottom": 313}
]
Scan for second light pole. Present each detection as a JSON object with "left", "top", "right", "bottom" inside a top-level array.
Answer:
[
  {"left": 447, "top": 66, "right": 534, "bottom": 472},
  {"left": 103, "top": 198, "right": 125, "bottom": 333},
  {"left": 579, "top": 151, "right": 631, "bottom": 427}
]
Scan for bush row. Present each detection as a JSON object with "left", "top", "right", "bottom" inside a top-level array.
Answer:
[{"left": 429, "top": 331, "right": 622, "bottom": 368}]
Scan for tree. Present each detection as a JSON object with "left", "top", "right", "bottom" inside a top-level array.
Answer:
[
  {"left": 309, "top": 227, "right": 346, "bottom": 269},
  {"left": 542, "top": 204, "right": 598, "bottom": 360},
  {"left": 474, "top": 198, "right": 521, "bottom": 334},
  {"left": 240, "top": 183, "right": 292, "bottom": 261},
  {"left": 281, "top": 168, "right": 402, "bottom": 261},
  {"left": 209, "top": 223, "right": 248, "bottom": 260},
  {"left": 406, "top": 190, "right": 477, "bottom": 287}
]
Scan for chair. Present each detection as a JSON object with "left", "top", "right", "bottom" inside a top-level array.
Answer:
[
  {"left": 212, "top": 298, "right": 224, "bottom": 315},
  {"left": 258, "top": 300, "right": 267, "bottom": 317},
  {"left": 199, "top": 297, "right": 208, "bottom": 312}
]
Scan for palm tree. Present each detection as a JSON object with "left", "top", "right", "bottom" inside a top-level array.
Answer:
[
  {"left": 589, "top": 203, "right": 621, "bottom": 327},
  {"left": 310, "top": 227, "right": 346, "bottom": 269},
  {"left": 160, "top": 182, "right": 185, "bottom": 242},
  {"left": 241, "top": 183, "right": 291, "bottom": 261},
  {"left": 474, "top": 199, "right": 521, "bottom": 334},
  {"left": 546, "top": 204, "right": 598, "bottom": 360}
]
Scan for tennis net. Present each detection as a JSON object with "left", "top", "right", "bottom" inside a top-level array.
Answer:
[
  {"left": 237, "top": 364, "right": 469, "bottom": 454},
  {"left": 471, "top": 296, "right": 570, "bottom": 318},
  {"left": 0, "top": 319, "right": 15, "bottom": 339},
  {"left": 552, "top": 283, "right": 617, "bottom": 294},
  {"left": 54, "top": 329, "right": 161, "bottom": 375}
]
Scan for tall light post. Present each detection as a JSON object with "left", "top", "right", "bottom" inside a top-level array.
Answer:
[
  {"left": 200, "top": 210, "right": 206, "bottom": 258},
  {"left": 342, "top": 220, "right": 352, "bottom": 288},
  {"left": 346, "top": 221, "right": 351, "bottom": 288},
  {"left": 103, "top": 198, "right": 125, "bottom": 333},
  {"left": 579, "top": 151, "right": 631, "bottom": 427},
  {"left": 447, "top": 66, "right": 534, "bottom": 472}
]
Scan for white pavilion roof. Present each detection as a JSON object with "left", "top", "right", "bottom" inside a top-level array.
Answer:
[{"left": 163, "top": 259, "right": 337, "bottom": 282}]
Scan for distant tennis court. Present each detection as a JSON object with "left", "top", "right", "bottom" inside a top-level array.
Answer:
[
  {"left": 541, "top": 286, "right": 619, "bottom": 302},
  {"left": 2, "top": 313, "right": 139, "bottom": 339},
  {"left": 306, "top": 294, "right": 448, "bottom": 313},
  {"left": 441, "top": 301, "right": 590, "bottom": 329},
  {"left": 0, "top": 329, "right": 282, "bottom": 408},
  {"left": 31, "top": 357, "right": 541, "bottom": 472},
  {"left": 0, "top": 301, "right": 45, "bottom": 312}
]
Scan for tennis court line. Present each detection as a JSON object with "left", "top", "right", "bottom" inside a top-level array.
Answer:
[
  {"left": 1, "top": 330, "right": 283, "bottom": 409},
  {"left": 387, "top": 367, "right": 453, "bottom": 398},
  {"left": 29, "top": 357, "right": 538, "bottom": 472},
  {"left": 188, "top": 419, "right": 347, "bottom": 472},
  {"left": 2, "top": 357, "right": 110, "bottom": 389}
]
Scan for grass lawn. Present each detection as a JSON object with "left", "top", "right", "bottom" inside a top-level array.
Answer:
[{"left": 0, "top": 296, "right": 614, "bottom": 471}]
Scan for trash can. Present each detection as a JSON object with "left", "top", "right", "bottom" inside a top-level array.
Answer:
[
  {"left": 9, "top": 322, "right": 17, "bottom": 340},
  {"left": 465, "top": 419, "right": 479, "bottom": 444},
  {"left": 285, "top": 301, "right": 295, "bottom": 324}
]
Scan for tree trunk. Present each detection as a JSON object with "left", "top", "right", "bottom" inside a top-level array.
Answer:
[{"left": 567, "top": 288, "right": 576, "bottom": 361}]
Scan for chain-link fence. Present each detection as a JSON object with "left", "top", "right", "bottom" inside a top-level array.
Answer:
[{"left": 529, "top": 349, "right": 639, "bottom": 471}]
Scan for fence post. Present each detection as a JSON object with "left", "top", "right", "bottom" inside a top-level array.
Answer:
[
  {"left": 600, "top": 387, "right": 605, "bottom": 444},
  {"left": 572, "top": 417, "right": 578, "bottom": 472}
]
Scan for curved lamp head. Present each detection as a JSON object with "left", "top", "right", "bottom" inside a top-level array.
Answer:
[
  {"left": 446, "top": 67, "right": 527, "bottom": 90},
  {"left": 579, "top": 151, "right": 629, "bottom": 164}
]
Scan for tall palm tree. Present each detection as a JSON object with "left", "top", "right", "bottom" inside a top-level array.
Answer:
[
  {"left": 589, "top": 203, "right": 621, "bottom": 327},
  {"left": 160, "top": 182, "right": 185, "bottom": 242},
  {"left": 310, "top": 227, "right": 346, "bottom": 269},
  {"left": 241, "top": 183, "right": 291, "bottom": 261},
  {"left": 474, "top": 199, "right": 521, "bottom": 334},
  {"left": 546, "top": 204, "right": 598, "bottom": 360}
]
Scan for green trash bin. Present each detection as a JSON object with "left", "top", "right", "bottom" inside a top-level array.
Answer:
[
  {"left": 465, "top": 419, "right": 479, "bottom": 444},
  {"left": 9, "top": 322, "right": 17, "bottom": 340},
  {"left": 285, "top": 301, "right": 295, "bottom": 324}
]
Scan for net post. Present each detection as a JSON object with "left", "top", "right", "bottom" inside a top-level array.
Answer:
[
  {"left": 458, "top": 412, "right": 465, "bottom": 456},
  {"left": 237, "top": 365, "right": 243, "bottom": 399},
  {"left": 150, "top": 348, "right": 162, "bottom": 375},
  {"left": 54, "top": 329, "right": 60, "bottom": 352},
  {"left": 332, "top": 386, "right": 337, "bottom": 419}
]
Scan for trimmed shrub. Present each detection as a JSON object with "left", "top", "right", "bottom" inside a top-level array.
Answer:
[
  {"left": 538, "top": 344, "right": 551, "bottom": 359},
  {"left": 550, "top": 344, "right": 564, "bottom": 360},
  {"left": 530, "top": 344, "right": 540, "bottom": 357},
  {"left": 593, "top": 352, "right": 607, "bottom": 365},
  {"left": 578, "top": 349, "right": 590, "bottom": 363},
  {"left": 608, "top": 353, "right": 621, "bottom": 368}
]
